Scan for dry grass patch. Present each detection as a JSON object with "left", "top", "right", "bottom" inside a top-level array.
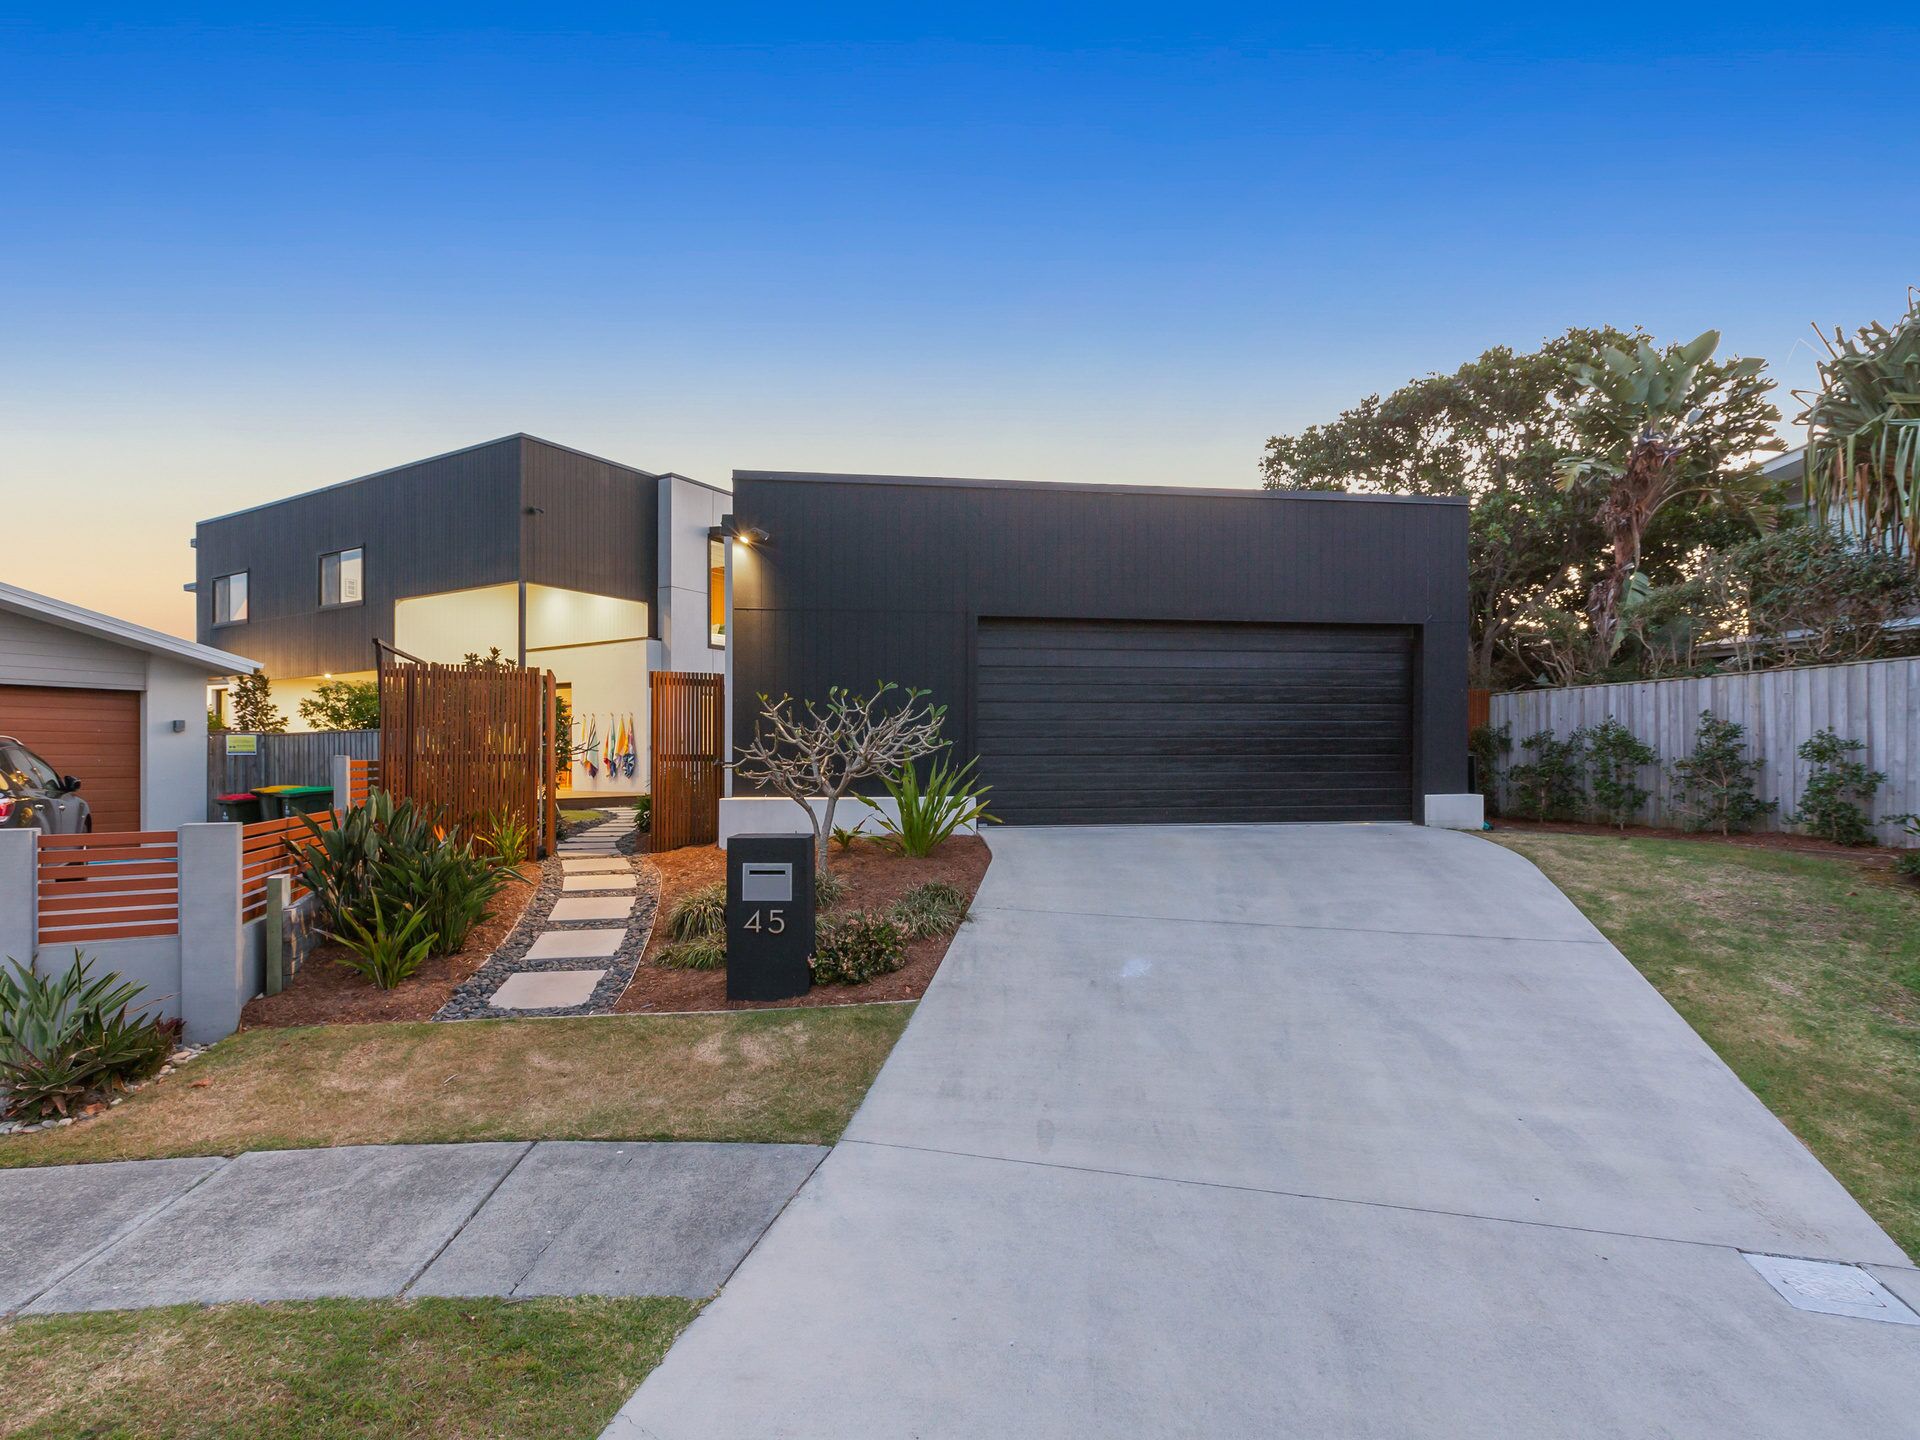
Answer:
[
  {"left": 1489, "top": 830, "right": 1920, "bottom": 1258},
  {"left": 0, "top": 1005, "right": 911, "bottom": 1167},
  {"left": 0, "top": 1296, "right": 695, "bottom": 1439}
]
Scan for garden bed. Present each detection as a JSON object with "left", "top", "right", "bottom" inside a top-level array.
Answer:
[
  {"left": 1490, "top": 816, "right": 1911, "bottom": 870},
  {"left": 613, "top": 836, "right": 992, "bottom": 1013},
  {"left": 237, "top": 859, "right": 544, "bottom": 1028}
]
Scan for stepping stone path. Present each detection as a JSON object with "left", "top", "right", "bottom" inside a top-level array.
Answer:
[{"left": 434, "top": 807, "right": 661, "bottom": 1021}]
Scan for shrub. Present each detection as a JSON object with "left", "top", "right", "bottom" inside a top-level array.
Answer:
[
  {"left": 664, "top": 882, "right": 726, "bottom": 942},
  {"left": 483, "top": 808, "right": 532, "bottom": 868},
  {"left": 1582, "top": 718, "right": 1655, "bottom": 829},
  {"left": 1893, "top": 817, "right": 1920, "bottom": 880},
  {"left": 1731, "top": 527, "right": 1920, "bottom": 667},
  {"left": 658, "top": 934, "right": 727, "bottom": 970},
  {"left": 893, "top": 881, "right": 969, "bottom": 939},
  {"left": 815, "top": 870, "right": 848, "bottom": 911},
  {"left": 1669, "top": 711, "right": 1776, "bottom": 835},
  {"left": 1468, "top": 722, "right": 1511, "bottom": 815},
  {"left": 1506, "top": 729, "right": 1585, "bottom": 821},
  {"left": 830, "top": 825, "right": 866, "bottom": 853},
  {"left": 861, "top": 755, "right": 995, "bottom": 858},
  {"left": 371, "top": 837, "right": 512, "bottom": 957},
  {"left": 634, "top": 795, "right": 652, "bottom": 833},
  {"left": 1788, "top": 729, "right": 1885, "bottom": 846},
  {"left": 0, "top": 953, "right": 175, "bottom": 1121},
  {"left": 811, "top": 912, "right": 909, "bottom": 985},
  {"left": 331, "top": 894, "right": 436, "bottom": 989},
  {"left": 297, "top": 678, "right": 380, "bottom": 731}
]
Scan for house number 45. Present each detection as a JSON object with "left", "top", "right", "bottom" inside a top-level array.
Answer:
[{"left": 743, "top": 908, "right": 786, "bottom": 934}]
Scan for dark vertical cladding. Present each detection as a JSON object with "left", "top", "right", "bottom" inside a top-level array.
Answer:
[
  {"left": 730, "top": 472, "right": 1470, "bottom": 818},
  {"left": 193, "top": 435, "right": 663, "bottom": 675},
  {"left": 518, "top": 438, "right": 659, "bottom": 620}
]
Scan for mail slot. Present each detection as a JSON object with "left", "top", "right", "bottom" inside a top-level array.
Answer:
[{"left": 726, "top": 834, "right": 815, "bottom": 1001}]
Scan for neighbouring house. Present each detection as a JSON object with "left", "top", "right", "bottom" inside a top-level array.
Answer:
[
  {"left": 192, "top": 434, "right": 728, "bottom": 798},
  {"left": 718, "top": 470, "right": 1476, "bottom": 835},
  {"left": 0, "top": 580, "right": 259, "bottom": 831}
]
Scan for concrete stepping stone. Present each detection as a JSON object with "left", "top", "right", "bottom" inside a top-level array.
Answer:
[
  {"left": 562, "top": 873, "right": 637, "bottom": 892},
  {"left": 490, "top": 969, "right": 607, "bottom": 1011},
  {"left": 524, "top": 929, "right": 626, "bottom": 960},
  {"left": 562, "top": 857, "right": 630, "bottom": 872},
  {"left": 549, "top": 896, "right": 635, "bottom": 923}
]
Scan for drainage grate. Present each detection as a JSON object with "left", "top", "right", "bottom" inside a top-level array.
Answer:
[{"left": 1743, "top": 1253, "right": 1920, "bottom": 1326}]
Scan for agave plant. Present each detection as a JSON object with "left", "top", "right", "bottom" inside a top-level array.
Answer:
[
  {"left": 859, "top": 754, "right": 996, "bottom": 858},
  {"left": 1797, "top": 288, "right": 1920, "bottom": 568},
  {"left": 0, "top": 953, "right": 174, "bottom": 1121}
]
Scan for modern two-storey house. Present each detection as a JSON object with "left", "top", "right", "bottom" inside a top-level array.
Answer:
[{"left": 193, "top": 434, "right": 728, "bottom": 796}]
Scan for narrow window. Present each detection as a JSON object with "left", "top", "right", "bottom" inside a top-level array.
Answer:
[
  {"left": 320, "top": 547, "right": 364, "bottom": 608},
  {"left": 708, "top": 535, "right": 726, "bottom": 647},
  {"left": 213, "top": 571, "right": 249, "bottom": 624}
]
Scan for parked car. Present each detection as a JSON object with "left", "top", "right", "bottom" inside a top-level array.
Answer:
[{"left": 0, "top": 736, "right": 91, "bottom": 833}]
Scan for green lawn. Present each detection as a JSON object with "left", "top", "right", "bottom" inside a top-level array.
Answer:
[
  {"left": 1489, "top": 830, "right": 1920, "bottom": 1258},
  {"left": 0, "top": 1296, "right": 696, "bottom": 1439},
  {"left": 1, "top": 1005, "right": 912, "bottom": 1167}
]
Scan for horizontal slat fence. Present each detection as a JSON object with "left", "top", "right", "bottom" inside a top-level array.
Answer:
[
  {"left": 209, "top": 730, "right": 378, "bottom": 819},
  {"left": 1489, "top": 656, "right": 1920, "bottom": 844},
  {"left": 37, "top": 830, "right": 181, "bottom": 944},
  {"left": 241, "top": 812, "right": 335, "bottom": 922},
  {"left": 347, "top": 758, "right": 379, "bottom": 806}
]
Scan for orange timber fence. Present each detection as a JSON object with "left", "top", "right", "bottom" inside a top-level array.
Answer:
[
  {"left": 347, "top": 758, "right": 378, "bottom": 807},
  {"left": 377, "top": 651, "right": 557, "bottom": 855},
  {"left": 241, "top": 811, "right": 335, "bottom": 923},
  {"left": 36, "top": 830, "right": 181, "bottom": 945},
  {"left": 649, "top": 671, "right": 724, "bottom": 852}
]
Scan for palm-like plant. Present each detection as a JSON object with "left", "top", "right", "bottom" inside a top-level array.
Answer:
[
  {"left": 1797, "top": 289, "right": 1920, "bottom": 567},
  {"left": 1557, "top": 330, "right": 1777, "bottom": 664}
]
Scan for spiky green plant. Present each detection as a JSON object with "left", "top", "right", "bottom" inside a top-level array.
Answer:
[
  {"left": 1797, "top": 288, "right": 1920, "bottom": 568},
  {"left": 859, "top": 754, "right": 996, "bottom": 858},
  {"left": 0, "top": 953, "right": 174, "bottom": 1120}
]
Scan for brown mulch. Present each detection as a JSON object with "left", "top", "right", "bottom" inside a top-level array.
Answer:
[
  {"left": 1492, "top": 817, "right": 1905, "bottom": 868},
  {"left": 238, "top": 859, "right": 544, "bottom": 1029},
  {"left": 613, "top": 836, "right": 993, "bottom": 1013}
]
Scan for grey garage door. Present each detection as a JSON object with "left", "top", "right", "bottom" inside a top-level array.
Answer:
[{"left": 974, "top": 619, "right": 1414, "bottom": 826}]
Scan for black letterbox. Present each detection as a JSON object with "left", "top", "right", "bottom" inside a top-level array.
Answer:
[{"left": 726, "top": 834, "right": 816, "bottom": 1001}]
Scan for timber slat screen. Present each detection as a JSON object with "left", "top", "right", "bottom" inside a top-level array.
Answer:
[
  {"left": 650, "top": 672, "right": 724, "bottom": 851},
  {"left": 378, "top": 656, "right": 554, "bottom": 850},
  {"left": 241, "top": 812, "right": 335, "bottom": 922},
  {"left": 37, "top": 831, "right": 180, "bottom": 944}
]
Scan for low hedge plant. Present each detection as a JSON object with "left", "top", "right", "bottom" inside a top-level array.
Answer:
[{"left": 811, "top": 911, "right": 910, "bottom": 985}]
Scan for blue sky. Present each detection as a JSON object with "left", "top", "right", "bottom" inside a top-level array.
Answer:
[{"left": 3, "top": 6, "right": 1916, "bottom": 633}]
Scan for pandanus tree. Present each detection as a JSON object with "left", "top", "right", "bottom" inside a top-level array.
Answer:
[
  {"left": 1797, "top": 288, "right": 1920, "bottom": 567},
  {"left": 1555, "top": 331, "right": 1779, "bottom": 666}
]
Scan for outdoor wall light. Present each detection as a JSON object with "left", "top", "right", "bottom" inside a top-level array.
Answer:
[{"left": 714, "top": 516, "right": 771, "bottom": 546}]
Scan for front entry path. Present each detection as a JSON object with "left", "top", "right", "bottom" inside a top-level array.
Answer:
[
  {"left": 607, "top": 823, "right": 1920, "bottom": 1439},
  {"left": 0, "top": 1140, "right": 823, "bottom": 1315}
]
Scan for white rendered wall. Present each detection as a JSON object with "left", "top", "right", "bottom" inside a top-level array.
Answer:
[
  {"left": 393, "top": 583, "right": 520, "bottom": 664},
  {"left": 526, "top": 584, "right": 650, "bottom": 797},
  {"left": 144, "top": 655, "right": 226, "bottom": 830},
  {"left": 657, "top": 475, "right": 730, "bottom": 675}
]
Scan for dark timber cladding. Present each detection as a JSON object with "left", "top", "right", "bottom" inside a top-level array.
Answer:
[
  {"left": 194, "top": 436, "right": 660, "bottom": 678},
  {"left": 729, "top": 471, "right": 1470, "bottom": 825}
]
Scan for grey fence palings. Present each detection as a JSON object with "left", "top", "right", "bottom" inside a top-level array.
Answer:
[
  {"left": 1488, "top": 656, "right": 1919, "bottom": 844},
  {"left": 206, "top": 731, "right": 379, "bottom": 819}
]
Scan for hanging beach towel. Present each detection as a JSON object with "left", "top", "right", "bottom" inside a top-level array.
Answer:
[
  {"left": 620, "top": 712, "right": 638, "bottom": 778},
  {"left": 584, "top": 715, "right": 601, "bottom": 778}
]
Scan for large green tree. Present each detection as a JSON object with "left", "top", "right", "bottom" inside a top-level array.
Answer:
[{"left": 1262, "top": 326, "right": 1781, "bottom": 685}]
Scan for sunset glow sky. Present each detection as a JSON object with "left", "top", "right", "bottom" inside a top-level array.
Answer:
[{"left": 4, "top": 5, "right": 1916, "bottom": 636}]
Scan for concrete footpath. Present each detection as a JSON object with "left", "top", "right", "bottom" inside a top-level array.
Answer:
[
  {"left": 0, "top": 1140, "right": 823, "bottom": 1315},
  {"left": 607, "top": 824, "right": 1920, "bottom": 1440}
]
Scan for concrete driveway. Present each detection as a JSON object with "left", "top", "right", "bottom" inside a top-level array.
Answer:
[{"left": 607, "top": 824, "right": 1920, "bottom": 1439}]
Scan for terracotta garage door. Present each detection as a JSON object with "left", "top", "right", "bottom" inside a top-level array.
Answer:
[
  {"left": 973, "top": 619, "right": 1414, "bottom": 826},
  {"left": 0, "top": 686, "right": 142, "bottom": 831}
]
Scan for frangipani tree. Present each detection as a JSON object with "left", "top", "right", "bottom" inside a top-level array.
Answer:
[
  {"left": 1797, "top": 288, "right": 1920, "bottom": 567},
  {"left": 1556, "top": 330, "right": 1778, "bottom": 665},
  {"left": 732, "top": 682, "right": 949, "bottom": 873}
]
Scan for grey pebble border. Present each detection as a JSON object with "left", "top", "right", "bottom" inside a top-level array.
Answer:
[{"left": 433, "top": 822, "right": 662, "bottom": 1022}]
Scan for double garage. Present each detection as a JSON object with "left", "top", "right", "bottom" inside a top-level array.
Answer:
[{"left": 727, "top": 471, "right": 1469, "bottom": 829}]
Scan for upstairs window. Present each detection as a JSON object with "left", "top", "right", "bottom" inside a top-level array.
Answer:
[
  {"left": 320, "top": 547, "right": 364, "bottom": 608},
  {"left": 213, "top": 571, "right": 249, "bottom": 625},
  {"left": 708, "top": 535, "right": 726, "bottom": 647}
]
